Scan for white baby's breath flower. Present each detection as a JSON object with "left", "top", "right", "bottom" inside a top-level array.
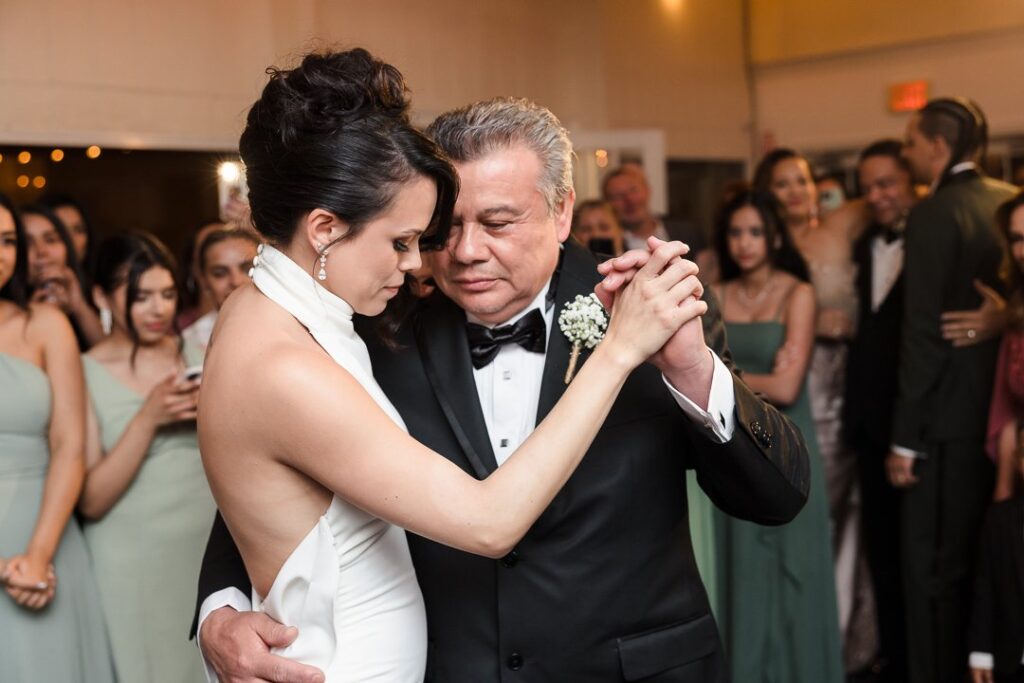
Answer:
[{"left": 558, "top": 294, "right": 608, "bottom": 383}]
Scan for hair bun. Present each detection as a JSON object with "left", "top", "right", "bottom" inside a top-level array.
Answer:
[{"left": 252, "top": 48, "right": 410, "bottom": 146}]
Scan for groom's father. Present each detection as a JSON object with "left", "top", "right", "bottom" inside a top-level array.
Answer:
[{"left": 194, "top": 98, "right": 810, "bottom": 682}]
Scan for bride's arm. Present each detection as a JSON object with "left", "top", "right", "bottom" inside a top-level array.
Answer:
[{"left": 259, "top": 243, "right": 703, "bottom": 558}]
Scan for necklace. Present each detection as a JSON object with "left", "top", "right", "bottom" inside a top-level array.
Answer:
[{"left": 736, "top": 271, "right": 775, "bottom": 307}]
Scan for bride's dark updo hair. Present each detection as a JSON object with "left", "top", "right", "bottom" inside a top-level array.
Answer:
[{"left": 240, "top": 48, "right": 457, "bottom": 250}]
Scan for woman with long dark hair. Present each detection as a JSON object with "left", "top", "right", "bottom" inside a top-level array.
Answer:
[
  {"left": 79, "top": 232, "right": 214, "bottom": 682},
  {"left": 21, "top": 204, "right": 104, "bottom": 349},
  {"left": 753, "top": 148, "right": 878, "bottom": 669},
  {"left": 708, "top": 189, "right": 843, "bottom": 682},
  {"left": 0, "top": 193, "right": 114, "bottom": 682}
]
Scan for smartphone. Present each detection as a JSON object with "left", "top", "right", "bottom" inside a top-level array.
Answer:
[
  {"left": 182, "top": 365, "right": 204, "bottom": 382},
  {"left": 587, "top": 238, "right": 616, "bottom": 256}
]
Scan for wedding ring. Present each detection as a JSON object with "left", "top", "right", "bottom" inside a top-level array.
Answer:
[{"left": 967, "top": 329, "right": 977, "bottom": 339}]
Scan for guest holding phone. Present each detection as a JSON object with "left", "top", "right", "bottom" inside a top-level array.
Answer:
[
  {"left": 571, "top": 199, "right": 624, "bottom": 256},
  {"left": 22, "top": 204, "right": 104, "bottom": 349},
  {"left": 79, "top": 232, "right": 214, "bottom": 683}
]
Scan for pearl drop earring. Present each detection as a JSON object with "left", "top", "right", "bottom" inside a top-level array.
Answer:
[{"left": 318, "top": 246, "right": 328, "bottom": 281}]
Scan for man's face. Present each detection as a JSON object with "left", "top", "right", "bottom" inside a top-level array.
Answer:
[
  {"left": 902, "top": 113, "right": 945, "bottom": 185},
  {"left": 858, "top": 155, "right": 916, "bottom": 228},
  {"left": 603, "top": 173, "right": 650, "bottom": 230},
  {"left": 431, "top": 145, "right": 572, "bottom": 325}
]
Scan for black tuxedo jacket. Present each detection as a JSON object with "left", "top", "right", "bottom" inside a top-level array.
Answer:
[
  {"left": 193, "top": 242, "right": 810, "bottom": 682},
  {"left": 970, "top": 498, "right": 1024, "bottom": 675},
  {"left": 845, "top": 225, "right": 904, "bottom": 452},
  {"left": 892, "top": 171, "right": 1016, "bottom": 451}
]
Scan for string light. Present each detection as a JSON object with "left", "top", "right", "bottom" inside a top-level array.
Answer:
[
  {"left": 51, "top": 149, "right": 64, "bottom": 162},
  {"left": 18, "top": 151, "right": 31, "bottom": 164},
  {"left": 16, "top": 175, "right": 30, "bottom": 188},
  {"left": 32, "top": 176, "right": 46, "bottom": 189},
  {"left": 86, "top": 145, "right": 102, "bottom": 159}
]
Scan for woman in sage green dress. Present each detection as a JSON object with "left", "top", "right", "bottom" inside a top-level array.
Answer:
[
  {"left": 707, "top": 190, "right": 843, "bottom": 682},
  {"left": 0, "top": 194, "right": 115, "bottom": 682},
  {"left": 79, "top": 233, "right": 215, "bottom": 682}
]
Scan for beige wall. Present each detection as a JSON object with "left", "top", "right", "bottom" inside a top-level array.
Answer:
[
  {"left": 751, "top": 0, "right": 1024, "bottom": 64},
  {"left": 0, "top": 0, "right": 752, "bottom": 160},
  {"left": 753, "top": 25, "right": 1024, "bottom": 153}
]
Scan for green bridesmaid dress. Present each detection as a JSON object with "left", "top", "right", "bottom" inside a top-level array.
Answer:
[
  {"left": 81, "top": 342, "right": 215, "bottom": 683},
  {"left": 0, "top": 353, "right": 115, "bottom": 682},
  {"left": 711, "top": 321, "right": 843, "bottom": 683}
]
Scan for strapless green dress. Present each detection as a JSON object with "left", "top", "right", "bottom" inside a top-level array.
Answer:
[
  {"left": 81, "top": 343, "right": 215, "bottom": 683},
  {"left": 712, "top": 322, "right": 843, "bottom": 682},
  {"left": 0, "top": 352, "right": 115, "bottom": 682}
]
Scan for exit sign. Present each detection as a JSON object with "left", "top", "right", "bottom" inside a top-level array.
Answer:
[{"left": 889, "top": 80, "right": 930, "bottom": 113}]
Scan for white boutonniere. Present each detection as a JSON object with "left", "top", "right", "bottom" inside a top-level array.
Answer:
[{"left": 558, "top": 293, "right": 608, "bottom": 384}]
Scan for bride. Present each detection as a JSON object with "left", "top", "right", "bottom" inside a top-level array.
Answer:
[{"left": 198, "top": 48, "right": 704, "bottom": 681}]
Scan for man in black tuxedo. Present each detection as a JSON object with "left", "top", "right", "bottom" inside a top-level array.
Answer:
[
  {"left": 193, "top": 98, "right": 810, "bottom": 682},
  {"left": 888, "top": 97, "right": 1016, "bottom": 683},
  {"left": 844, "top": 139, "right": 919, "bottom": 682}
]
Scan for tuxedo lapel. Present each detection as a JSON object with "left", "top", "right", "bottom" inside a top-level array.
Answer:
[
  {"left": 414, "top": 296, "right": 498, "bottom": 478},
  {"left": 536, "top": 243, "right": 603, "bottom": 425}
]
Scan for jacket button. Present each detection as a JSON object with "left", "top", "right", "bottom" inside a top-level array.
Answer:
[
  {"left": 507, "top": 652, "right": 524, "bottom": 671},
  {"left": 501, "top": 550, "right": 520, "bottom": 568}
]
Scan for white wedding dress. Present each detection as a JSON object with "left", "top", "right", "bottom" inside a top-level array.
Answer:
[{"left": 249, "top": 245, "right": 427, "bottom": 681}]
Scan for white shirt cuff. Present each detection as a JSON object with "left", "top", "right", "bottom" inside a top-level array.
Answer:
[
  {"left": 891, "top": 444, "right": 926, "bottom": 459},
  {"left": 662, "top": 349, "right": 735, "bottom": 444},
  {"left": 969, "top": 651, "right": 994, "bottom": 670},
  {"left": 196, "top": 587, "right": 253, "bottom": 683}
]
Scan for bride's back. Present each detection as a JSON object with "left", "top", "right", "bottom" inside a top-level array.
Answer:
[{"left": 199, "top": 282, "right": 335, "bottom": 594}]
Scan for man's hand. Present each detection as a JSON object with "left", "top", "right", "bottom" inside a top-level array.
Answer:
[
  {"left": 596, "top": 237, "right": 713, "bottom": 407},
  {"left": 200, "top": 607, "right": 324, "bottom": 683},
  {"left": 885, "top": 452, "right": 919, "bottom": 488},
  {"left": 941, "top": 280, "right": 1007, "bottom": 347}
]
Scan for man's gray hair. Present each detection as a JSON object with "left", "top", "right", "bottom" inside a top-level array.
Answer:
[{"left": 426, "top": 97, "right": 574, "bottom": 214}]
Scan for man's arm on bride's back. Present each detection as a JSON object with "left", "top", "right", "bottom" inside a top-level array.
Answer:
[
  {"left": 192, "top": 513, "right": 325, "bottom": 683},
  {"left": 191, "top": 512, "right": 251, "bottom": 639}
]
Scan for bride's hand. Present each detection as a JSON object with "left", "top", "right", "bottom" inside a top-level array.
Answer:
[{"left": 599, "top": 239, "right": 706, "bottom": 369}]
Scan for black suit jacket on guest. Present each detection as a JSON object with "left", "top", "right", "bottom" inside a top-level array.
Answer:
[
  {"left": 193, "top": 242, "right": 810, "bottom": 682},
  {"left": 892, "top": 171, "right": 1016, "bottom": 451},
  {"left": 845, "top": 226, "right": 904, "bottom": 452},
  {"left": 970, "top": 498, "right": 1024, "bottom": 675}
]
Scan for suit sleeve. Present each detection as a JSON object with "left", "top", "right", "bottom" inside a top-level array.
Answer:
[
  {"left": 685, "top": 287, "right": 810, "bottom": 525},
  {"left": 892, "top": 200, "right": 959, "bottom": 451},
  {"left": 190, "top": 512, "right": 252, "bottom": 639}
]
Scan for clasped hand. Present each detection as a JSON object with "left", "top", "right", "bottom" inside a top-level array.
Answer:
[
  {"left": 0, "top": 553, "right": 56, "bottom": 611},
  {"left": 594, "top": 237, "right": 711, "bottom": 383}
]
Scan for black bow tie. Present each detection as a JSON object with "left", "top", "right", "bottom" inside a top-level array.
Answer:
[{"left": 466, "top": 308, "right": 546, "bottom": 369}]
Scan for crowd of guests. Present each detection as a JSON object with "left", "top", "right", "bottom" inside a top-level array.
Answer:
[
  {"left": 572, "top": 98, "right": 1024, "bottom": 683},
  {"left": 1, "top": 93, "right": 1023, "bottom": 683},
  {"left": 0, "top": 196, "right": 256, "bottom": 680}
]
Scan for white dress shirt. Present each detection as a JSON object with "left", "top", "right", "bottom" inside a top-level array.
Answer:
[
  {"left": 196, "top": 276, "right": 737, "bottom": 675},
  {"left": 870, "top": 236, "right": 904, "bottom": 313},
  {"left": 622, "top": 220, "right": 671, "bottom": 252}
]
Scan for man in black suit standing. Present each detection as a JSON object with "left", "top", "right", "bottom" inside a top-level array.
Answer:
[
  {"left": 845, "top": 139, "right": 920, "bottom": 682},
  {"left": 193, "top": 97, "right": 810, "bottom": 682},
  {"left": 888, "top": 97, "right": 1016, "bottom": 683}
]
